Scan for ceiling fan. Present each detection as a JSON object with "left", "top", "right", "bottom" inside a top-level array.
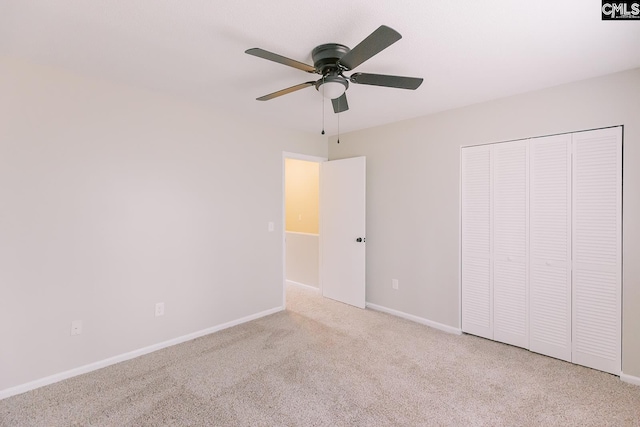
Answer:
[{"left": 245, "top": 25, "right": 423, "bottom": 114}]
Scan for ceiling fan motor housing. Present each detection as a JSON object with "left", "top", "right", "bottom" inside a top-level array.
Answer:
[
  {"left": 312, "top": 43, "right": 350, "bottom": 98},
  {"left": 311, "top": 43, "right": 350, "bottom": 74}
]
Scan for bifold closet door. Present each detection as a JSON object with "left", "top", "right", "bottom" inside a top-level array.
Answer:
[
  {"left": 529, "top": 135, "right": 572, "bottom": 362},
  {"left": 571, "top": 127, "right": 622, "bottom": 375},
  {"left": 462, "top": 127, "right": 621, "bottom": 375},
  {"left": 461, "top": 145, "right": 492, "bottom": 340},
  {"left": 492, "top": 142, "right": 528, "bottom": 349}
]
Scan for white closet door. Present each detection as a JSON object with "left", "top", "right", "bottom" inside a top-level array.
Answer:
[
  {"left": 492, "top": 141, "right": 529, "bottom": 348},
  {"left": 529, "top": 134, "right": 572, "bottom": 362},
  {"left": 461, "top": 145, "right": 492, "bottom": 339},
  {"left": 571, "top": 127, "right": 622, "bottom": 375}
]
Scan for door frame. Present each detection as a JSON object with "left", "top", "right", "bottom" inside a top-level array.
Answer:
[{"left": 282, "top": 152, "right": 327, "bottom": 308}]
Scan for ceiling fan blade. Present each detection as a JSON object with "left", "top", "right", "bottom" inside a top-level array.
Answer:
[
  {"left": 256, "top": 81, "right": 316, "bottom": 101},
  {"left": 331, "top": 93, "right": 349, "bottom": 113},
  {"left": 245, "top": 48, "right": 316, "bottom": 73},
  {"left": 338, "top": 25, "right": 402, "bottom": 71},
  {"left": 350, "top": 72, "right": 423, "bottom": 90}
]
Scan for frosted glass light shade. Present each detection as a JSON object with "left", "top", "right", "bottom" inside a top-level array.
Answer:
[{"left": 321, "top": 81, "right": 346, "bottom": 99}]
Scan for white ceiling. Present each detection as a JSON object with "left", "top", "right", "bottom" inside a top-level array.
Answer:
[{"left": 1, "top": 1, "right": 639, "bottom": 135}]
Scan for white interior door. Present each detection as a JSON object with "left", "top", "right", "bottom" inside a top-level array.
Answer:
[{"left": 320, "top": 156, "right": 366, "bottom": 309}]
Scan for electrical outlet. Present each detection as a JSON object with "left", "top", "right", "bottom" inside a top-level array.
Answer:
[
  {"left": 392, "top": 279, "right": 399, "bottom": 290},
  {"left": 155, "top": 302, "right": 165, "bottom": 317},
  {"left": 71, "top": 320, "right": 83, "bottom": 336}
]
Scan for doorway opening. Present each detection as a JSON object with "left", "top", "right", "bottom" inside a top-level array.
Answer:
[
  {"left": 282, "top": 153, "right": 326, "bottom": 306},
  {"left": 282, "top": 152, "right": 367, "bottom": 309}
]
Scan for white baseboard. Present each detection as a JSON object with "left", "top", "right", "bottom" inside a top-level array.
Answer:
[
  {"left": 0, "top": 306, "right": 284, "bottom": 400},
  {"left": 366, "top": 302, "right": 462, "bottom": 335},
  {"left": 286, "top": 280, "right": 320, "bottom": 292},
  {"left": 621, "top": 372, "right": 640, "bottom": 387}
]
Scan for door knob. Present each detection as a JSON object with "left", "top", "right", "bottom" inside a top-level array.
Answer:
[{"left": 356, "top": 237, "right": 366, "bottom": 243}]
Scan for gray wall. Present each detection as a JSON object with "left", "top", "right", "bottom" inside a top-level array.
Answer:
[
  {"left": 286, "top": 232, "right": 319, "bottom": 288},
  {"left": 329, "top": 68, "right": 640, "bottom": 378},
  {"left": 0, "top": 57, "right": 327, "bottom": 392}
]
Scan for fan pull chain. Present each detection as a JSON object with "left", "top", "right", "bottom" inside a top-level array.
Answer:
[
  {"left": 337, "top": 106, "right": 340, "bottom": 144},
  {"left": 321, "top": 76, "right": 325, "bottom": 135},
  {"left": 321, "top": 97, "right": 325, "bottom": 135}
]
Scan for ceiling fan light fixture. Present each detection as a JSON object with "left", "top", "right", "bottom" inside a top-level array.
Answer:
[
  {"left": 317, "top": 76, "right": 348, "bottom": 99},
  {"left": 246, "top": 25, "right": 422, "bottom": 114}
]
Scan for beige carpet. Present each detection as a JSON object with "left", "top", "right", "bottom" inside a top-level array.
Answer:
[{"left": 1, "top": 284, "right": 639, "bottom": 426}]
